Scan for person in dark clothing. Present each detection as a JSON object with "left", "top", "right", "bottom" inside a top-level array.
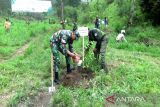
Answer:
[
  {"left": 94, "top": 16, "right": 100, "bottom": 29},
  {"left": 104, "top": 17, "right": 108, "bottom": 27},
  {"left": 85, "top": 28, "right": 108, "bottom": 72}
]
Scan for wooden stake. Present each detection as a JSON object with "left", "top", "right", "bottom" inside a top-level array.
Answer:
[
  {"left": 51, "top": 53, "right": 53, "bottom": 88},
  {"left": 82, "top": 36, "right": 84, "bottom": 67}
]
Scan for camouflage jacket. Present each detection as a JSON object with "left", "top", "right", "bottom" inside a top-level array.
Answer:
[
  {"left": 86, "top": 28, "right": 106, "bottom": 50},
  {"left": 50, "top": 30, "right": 74, "bottom": 55}
]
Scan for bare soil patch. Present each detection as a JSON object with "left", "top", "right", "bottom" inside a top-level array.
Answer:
[{"left": 61, "top": 67, "right": 95, "bottom": 88}]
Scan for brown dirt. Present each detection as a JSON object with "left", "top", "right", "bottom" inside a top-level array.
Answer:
[{"left": 61, "top": 67, "right": 95, "bottom": 88}]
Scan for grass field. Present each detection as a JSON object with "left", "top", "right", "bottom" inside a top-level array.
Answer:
[{"left": 0, "top": 19, "right": 160, "bottom": 107}]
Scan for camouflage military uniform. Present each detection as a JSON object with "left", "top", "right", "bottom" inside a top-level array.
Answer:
[
  {"left": 86, "top": 28, "right": 108, "bottom": 72},
  {"left": 50, "top": 30, "right": 74, "bottom": 83}
]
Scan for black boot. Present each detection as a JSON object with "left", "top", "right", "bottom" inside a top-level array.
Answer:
[
  {"left": 54, "top": 72, "right": 60, "bottom": 84},
  {"left": 102, "top": 64, "right": 108, "bottom": 73},
  {"left": 67, "top": 64, "right": 72, "bottom": 74}
]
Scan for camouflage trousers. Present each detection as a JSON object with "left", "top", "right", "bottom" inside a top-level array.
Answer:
[
  {"left": 51, "top": 43, "right": 71, "bottom": 74},
  {"left": 94, "top": 35, "right": 108, "bottom": 72}
]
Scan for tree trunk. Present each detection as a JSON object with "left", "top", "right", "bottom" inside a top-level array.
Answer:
[{"left": 129, "top": 0, "right": 135, "bottom": 25}]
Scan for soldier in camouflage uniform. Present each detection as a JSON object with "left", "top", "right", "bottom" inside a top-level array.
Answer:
[
  {"left": 50, "top": 30, "right": 80, "bottom": 84},
  {"left": 85, "top": 28, "right": 108, "bottom": 72}
]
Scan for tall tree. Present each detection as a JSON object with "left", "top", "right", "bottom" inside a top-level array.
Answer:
[
  {"left": 53, "top": 0, "right": 81, "bottom": 20},
  {"left": 129, "top": 0, "right": 135, "bottom": 25}
]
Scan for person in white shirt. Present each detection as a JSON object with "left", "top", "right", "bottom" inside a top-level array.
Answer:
[{"left": 116, "top": 30, "right": 127, "bottom": 42}]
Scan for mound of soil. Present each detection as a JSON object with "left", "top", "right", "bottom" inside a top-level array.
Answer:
[{"left": 61, "top": 67, "right": 95, "bottom": 88}]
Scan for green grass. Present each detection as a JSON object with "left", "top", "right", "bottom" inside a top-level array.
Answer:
[
  {"left": 0, "top": 34, "right": 51, "bottom": 106},
  {"left": 0, "top": 18, "right": 160, "bottom": 107}
]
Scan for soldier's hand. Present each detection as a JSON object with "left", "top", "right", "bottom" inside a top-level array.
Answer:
[
  {"left": 50, "top": 43, "right": 53, "bottom": 47},
  {"left": 93, "top": 48, "right": 100, "bottom": 55},
  {"left": 67, "top": 51, "right": 75, "bottom": 58},
  {"left": 93, "top": 48, "right": 97, "bottom": 53},
  {"left": 72, "top": 53, "right": 81, "bottom": 63},
  {"left": 72, "top": 55, "right": 80, "bottom": 63},
  {"left": 74, "top": 52, "right": 81, "bottom": 58}
]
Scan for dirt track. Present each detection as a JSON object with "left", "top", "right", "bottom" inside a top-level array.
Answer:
[{"left": 0, "top": 38, "right": 37, "bottom": 63}]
